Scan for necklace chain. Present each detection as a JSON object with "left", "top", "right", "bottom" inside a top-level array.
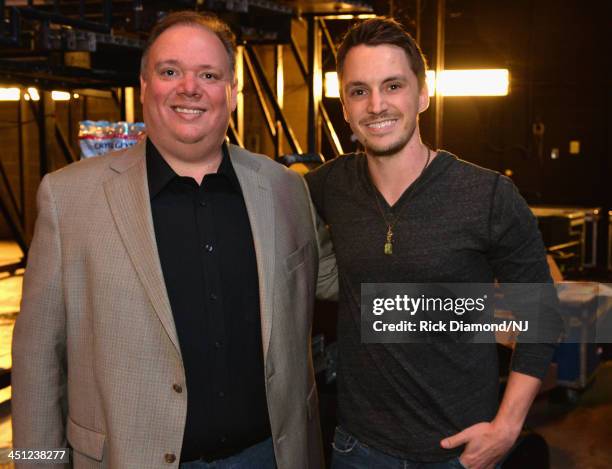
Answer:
[{"left": 372, "top": 148, "right": 432, "bottom": 255}]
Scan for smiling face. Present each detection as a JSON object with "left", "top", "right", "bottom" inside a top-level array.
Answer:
[
  {"left": 340, "top": 44, "right": 429, "bottom": 158},
  {"left": 140, "top": 24, "right": 236, "bottom": 160}
]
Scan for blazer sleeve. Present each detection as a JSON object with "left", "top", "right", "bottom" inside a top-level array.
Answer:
[
  {"left": 12, "top": 174, "right": 69, "bottom": 466},
  {"left": 300, "top": 176, "right": 338, "bottom": 301}
]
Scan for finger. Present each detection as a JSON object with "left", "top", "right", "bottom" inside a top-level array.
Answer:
[{"left": 441, "top": 429, "right": 471, "bottom": 449}]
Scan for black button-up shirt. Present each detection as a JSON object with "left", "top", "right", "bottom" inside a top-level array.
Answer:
[{"left": 146, "top": 139, "right": 271, "bottom": 462}]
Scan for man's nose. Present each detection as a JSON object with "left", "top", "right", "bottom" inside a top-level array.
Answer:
[
  {"left": 367, "top": 89, "right": 387, "bottom": 114},
  {"left": 177, "top": 73, "right": 201, "bottom": 97}
]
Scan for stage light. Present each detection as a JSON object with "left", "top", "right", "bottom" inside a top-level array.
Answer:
[
  {"left": 324, "top": 69, "right": 509, "bottom": 98},
  {"left": 435, "top": 69, "right": 509, "bottom": 96},
  {"left": 325, "top": 72, "right": 340, "bottom": 98},
  {"left": 27, "top": 87, "right": 40, "bottom": 101},
  {"left": 426, "top": 71, "right": 436, "bottom": 97},
  {"left": 51, "top": 91, "right": 71, "bottom": 101},
  {"left": 0, "top": 88, "right": 20, "bottom": 101}
]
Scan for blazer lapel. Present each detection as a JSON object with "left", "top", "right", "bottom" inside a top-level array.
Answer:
[
  {"left": 229, "top": 145, "right": 275, "bottom": 361},
  {"left": 103, "top": 143, "right": 180, "bottom": 357}
]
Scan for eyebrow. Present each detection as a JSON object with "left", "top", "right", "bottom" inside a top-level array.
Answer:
[
  {"left": 345, "top": 75, "right": 407, "bottom": 88},
  {"left": 154, "top": 60, "right": 222, "bottom": 71}
]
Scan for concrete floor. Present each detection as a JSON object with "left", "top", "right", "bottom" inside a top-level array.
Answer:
[
  {"left": 527, "top": 361, "right": 612, "bottom": 469},
  {"left": 0, "top": 240, "right": 609, "bottom": 468}
]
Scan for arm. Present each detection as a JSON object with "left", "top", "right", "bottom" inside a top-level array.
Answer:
[
  {"left": 495, "top": 371, "right": 541, "bottom": 435},
  {"left": 489, "top": 176, "right": 561, "bottom": 380},
  {"left": 300, "top": 175, "right": 338, "bottom": 301},
  {"left": 442, "top": 175, "right": 559, "bottom": 469},
  {"left": 441, "top": 371, "right": 541, "bottom": 469},
  {"left": 11, "top": 175, "right": 68, "bottom": 468},
  {"left": 312, "top": 205, "right": 338, "bottom": 301}
]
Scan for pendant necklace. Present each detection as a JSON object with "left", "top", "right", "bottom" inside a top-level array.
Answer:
[{"left": 372, "top": 148, "right": 432, "bottom": 255}]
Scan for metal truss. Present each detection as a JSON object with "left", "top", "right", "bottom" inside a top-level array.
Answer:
[{"left": 0, "top": 0, "right": 372, "bottom": 258}]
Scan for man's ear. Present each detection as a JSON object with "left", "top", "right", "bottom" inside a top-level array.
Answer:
[
  {"left": 342, "top": 104, "right": 350, "bottom": 123},
  {"left": 229, "top": 77, "right": 238, "bottom": 112},
  {"left": 340, "top": 92, "right": 350, "bottom": 123},
  {"left": 418, "top": 82, "right": 430, "bottom": 113},
  {"left": 139, "top": 74, "right": 146, "bottom": 105}
]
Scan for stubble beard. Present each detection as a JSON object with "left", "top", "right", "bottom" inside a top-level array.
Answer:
[{"left": 362, "top": 120, "right": 417, "bottom": 158}]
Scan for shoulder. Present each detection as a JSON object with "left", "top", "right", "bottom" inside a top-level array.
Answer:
[
  {"left": 47, "top": 151, "right": 123, "bottom": 182},
  {"left": 432, "top": 151, "right": 504, "bottom": 204},
  {"left": 304, "top": 153, "right": 361, "bottom": 195},
  {"left": 229, "top": 145, "right": 292, "bottom": 176},
  {"left": 228, "top": 144, "right": 307, "bottom": 192},
  {"left": 43, "top": 144, "right": 143, "bottom": 194},
  {"left": 52, "top": 153, "right": 109, "bottom": 177},
  {"left": 306, "top": 153, "right": 359, "bottom": 181},
  {"left": 440, "top": 151, "right": 500, "bottom": 184}
]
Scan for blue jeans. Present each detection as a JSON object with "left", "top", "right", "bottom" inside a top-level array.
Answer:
[
  {"left": 331, "top": 427, "right": 467, "bottom": 469},
  {"left": 180, "top": 438, "right": 276, "bottom": 469}
]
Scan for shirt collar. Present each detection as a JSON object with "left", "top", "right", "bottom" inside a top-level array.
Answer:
[{"left": 146, "top": 138, "right": 240, "bottom": 198}]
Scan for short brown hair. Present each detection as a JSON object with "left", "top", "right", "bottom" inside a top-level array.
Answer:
[
  {"left": 336, "top": 17, "right": 428, "bottom": 90},
  {"left": 140, "top": 11, "right": 237, "bottom": 78}
]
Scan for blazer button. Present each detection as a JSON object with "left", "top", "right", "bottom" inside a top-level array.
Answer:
[
  {"left": 172, "top": 384, "right": 183, "bottom": 393},
  {"left": 164, "top": 453, "right": 176, "bottom": 463}
]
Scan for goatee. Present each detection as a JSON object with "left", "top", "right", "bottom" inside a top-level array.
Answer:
[{"left": 364, "top": 122, "right": 417, "bottom": 158}]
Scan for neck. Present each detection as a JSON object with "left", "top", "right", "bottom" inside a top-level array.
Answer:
[
  {"left": 151, "top": 137, "right": 224, "bottom": 184},
  {"left": 366, "top": 137, "right": 433, "bottom": 206}
]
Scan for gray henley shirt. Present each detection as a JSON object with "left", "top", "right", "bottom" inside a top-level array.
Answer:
[{"left": 305, "top": 151, "right": 556, "bottom": 462}]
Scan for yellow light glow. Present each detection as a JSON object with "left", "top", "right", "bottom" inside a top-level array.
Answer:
[
  {"left": 436, "top": 69, "right": 509, "bottom": 96},
  {"left": 325, "top": 72, "right": 340, "bottom": 98},
  {"left": 0, "top": 88, "right": 21, "bottom": 101},
  {"left": 314, "top": 70, "right": 323, "bottom": 101},
  {"left": 51, "top": 91, "right": 71, "bottom": 101},
  {"left": 323, "top": 69, "right": 509, "bottom": 98},
  {"left": 24, "top": 93, "right": 31, "bottom": 101},
  {"left": 124, "top": 87, "right": 134, "bottom": 122},
  {"left": 426, "top": 71, "right": 436, "bottom": 97},
  {"left": 73, "top": 93, "right": 80, "bottom": 99},
  {"left": 27, "top": 87, "right": 40, "bottom": 101},
  {"left": 326, "top": 14, "right": 376, "bottom": 20}
]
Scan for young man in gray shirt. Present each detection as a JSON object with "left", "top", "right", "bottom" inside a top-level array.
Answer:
[{"left": 306, "top": 17, "right": 556, "bottom": 469}]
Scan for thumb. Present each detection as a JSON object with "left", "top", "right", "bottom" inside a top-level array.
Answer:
[{"left": 441, "top": 428, "right": 471, "bottom": 449}]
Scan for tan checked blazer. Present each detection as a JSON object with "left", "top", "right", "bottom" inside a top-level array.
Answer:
[{"left": 12, "top": 141, "right": 337, "bottom": 469}]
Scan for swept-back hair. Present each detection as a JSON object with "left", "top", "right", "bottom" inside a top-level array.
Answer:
[{"left": 336, "top": 17, "right": 427, "bottom": 90}]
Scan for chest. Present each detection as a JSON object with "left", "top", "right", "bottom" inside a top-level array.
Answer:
[{"left": 324, "top": 186, "right": 492, "bottom": 282}]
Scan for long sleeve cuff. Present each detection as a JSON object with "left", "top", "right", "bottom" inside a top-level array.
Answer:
[{"left": 510, "top": 342, "right": 558, "bottom": 379}]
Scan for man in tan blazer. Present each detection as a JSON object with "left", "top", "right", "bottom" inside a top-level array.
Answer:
[{"left": 12, "top": 11, "right": 335, "bottom": 469}]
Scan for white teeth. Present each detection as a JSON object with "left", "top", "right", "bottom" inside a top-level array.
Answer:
[
  {"left": 366, "top": 119, "right": 396, "bottom": 129},
  {"left": 174, "top": 107, "right": 203, "bottom": 115}
]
